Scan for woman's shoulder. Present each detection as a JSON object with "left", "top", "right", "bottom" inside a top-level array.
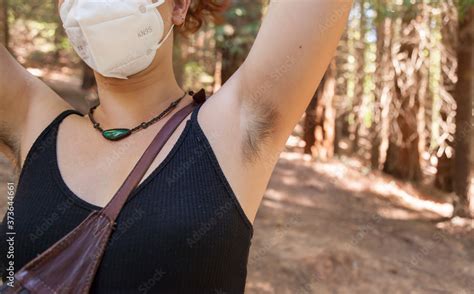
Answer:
[
  {"left": 0, "top": 46, "right": 73, "bottom": 171},
  {"left": 19, "top": 81, "right": 79, "bottom": 169}
]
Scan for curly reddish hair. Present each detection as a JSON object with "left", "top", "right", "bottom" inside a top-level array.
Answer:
[{"left": 180, "top": 0, "right": 230, "bottom": 34}]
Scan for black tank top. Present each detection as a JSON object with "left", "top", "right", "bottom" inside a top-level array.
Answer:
[{"left": 0, "top": 105, "right": 253, "bottom": 293}]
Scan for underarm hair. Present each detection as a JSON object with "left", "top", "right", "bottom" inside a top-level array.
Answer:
[
  {"left": 241, "top": 98, "right": 279, "bottom": 164},
  {"left": 0, "top": 122, "right": 21, "bottom": 171}
]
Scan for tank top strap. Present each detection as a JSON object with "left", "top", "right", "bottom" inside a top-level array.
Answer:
[
  {"left": 189, "top": 88, "right": 206, "bottom": 124},
  {"left": 54, "top": 109, "right": 83, "bottom": 123},
  {"left": 21, "top": 109, "right": 83, "bottom": 171},
  {"left": 36, "top": 109, "right": 84, "bottom": 144},
  {"left": 190, "top": 102, "right": 204, "bottom": 124},
  {"left": 46, "top": 109, "right": 84, "bottom": 136}
]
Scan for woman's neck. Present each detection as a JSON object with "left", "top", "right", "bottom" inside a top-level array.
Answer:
[{"left": 92, "top": 51, "right": 185, "bottom": 129}]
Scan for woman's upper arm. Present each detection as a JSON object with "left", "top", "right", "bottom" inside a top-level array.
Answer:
[
  {"left": 236, "top": 0, "right": 353, "bottom": 150},
  {"left": 0, "top": 45, "right": 70, "bottom": 167},
  {"left": 193, "top": 1, "right": 353, "bottom": 216}
]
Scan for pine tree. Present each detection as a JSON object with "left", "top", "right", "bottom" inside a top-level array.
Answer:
[{"left": 453, "top": 5, "right": 474, "bottom": 217}]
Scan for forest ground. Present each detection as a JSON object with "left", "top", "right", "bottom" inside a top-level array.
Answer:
[
  {"left": 0, "top": 70, "right": 473, "bottom": 293},
  {"left": 246, "top": 152, "right": 474, "bottom": 294}
]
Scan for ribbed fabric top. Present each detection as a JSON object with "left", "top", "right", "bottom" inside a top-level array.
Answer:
[{"left": 0, "top": 104, "right": 253, "bottom": 293}]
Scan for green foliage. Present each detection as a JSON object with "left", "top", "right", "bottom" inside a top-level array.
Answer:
[
  {"left": 458, "top": 0, "right": 474, "bottom": 20},
  {"left": 369, "top": 0, "right": 418, "bottom": 23},
  {"left": 215, "top": 3, "right": 262, "bottom": 53},
  {"left": 8, "top": 0, "right": 58, "bottom": 23}
]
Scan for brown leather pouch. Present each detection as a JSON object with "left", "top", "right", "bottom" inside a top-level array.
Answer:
[{"left": 1, "top": 90, "right": 206, "bottom": 294}]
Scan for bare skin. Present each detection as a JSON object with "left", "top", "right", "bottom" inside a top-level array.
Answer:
[{"left": 0, "top": 0, "right": 352, "bottom": 223}]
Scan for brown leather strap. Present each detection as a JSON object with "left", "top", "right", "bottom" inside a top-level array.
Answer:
[{"left": 102, "top": 91, "right": 205, "bottom": 221}]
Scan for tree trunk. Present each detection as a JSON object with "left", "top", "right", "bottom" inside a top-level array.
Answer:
[
  {"left": 434, "top": 0, "right": 457, "bottom": 192},
  {"left": 0, "top": 0, "right": 8, "bottom": 47},
  {"left": 334, "top": 28, "right": 349, "bottom": 155},
  {"left": 383, "top": 6, "right": 427, "bottom": 182},
  {"left": 303, "top": 91, "right": 320, "bottom": 155},
  {"left": 351, "top": 0, "right": 366, "bottom": 153},
  {"left": 453, "top": 6, "right": 474, "bottom": 218},
  {"left": 320, "top": 60, "right": 337, "bottom": 160},
  {"left": 371, "top": 12, "right": 393, "bottom": 170},
  {"left": 303, "top": 60, "right": 336, "bottom": 160}
]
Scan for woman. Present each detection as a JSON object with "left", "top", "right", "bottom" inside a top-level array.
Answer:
[{"left": 0, "top": 0, "right": 351, "bottom": 292}]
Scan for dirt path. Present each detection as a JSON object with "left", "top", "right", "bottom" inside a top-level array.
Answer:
[{"left": 245, "top": 153, "right": 474, "bottom": 294}]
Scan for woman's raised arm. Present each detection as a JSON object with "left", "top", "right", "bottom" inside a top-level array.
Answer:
[
  {"left": 226, "top": 0, "right": 353, "bottom": 159},
  {"left": 0, "top": 45, "right": 69, "bottom": 167}
]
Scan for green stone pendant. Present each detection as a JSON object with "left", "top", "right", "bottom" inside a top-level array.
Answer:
[{"left": 102, "top": 129, "right": 132, "bottom": 141}]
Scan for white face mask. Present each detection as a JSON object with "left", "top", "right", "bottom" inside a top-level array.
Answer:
[{"left": 60, "top": 0, "right": 174, "bottom": 79}]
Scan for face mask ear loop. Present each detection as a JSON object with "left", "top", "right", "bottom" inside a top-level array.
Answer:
[{"left": 151, "top": 24, "right": 175, "bottom": 50}]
